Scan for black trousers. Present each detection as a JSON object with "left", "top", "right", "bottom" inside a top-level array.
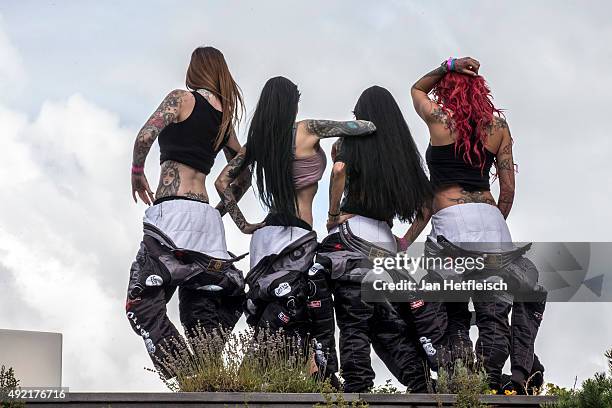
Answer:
[
  {"left": 125, "top": 237, "right": 243, "bottom": 378},
  {"left": 313, "top": 234, "right": 430, "bottom": 393},
  {"left": 510, "top": 301, "right": 546, "bottom": 385}
]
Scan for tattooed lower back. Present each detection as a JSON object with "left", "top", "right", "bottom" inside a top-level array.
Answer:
[
  {"left": 446, "top": 189, "right": 496, "bottom": 206},
  {"left": 155, "top": 160, "right": 209, "bottom": 203}
]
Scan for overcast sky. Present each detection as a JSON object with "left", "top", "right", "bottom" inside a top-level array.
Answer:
[{"left": 0, "top": 0, "right": 611, "bottom": 392}]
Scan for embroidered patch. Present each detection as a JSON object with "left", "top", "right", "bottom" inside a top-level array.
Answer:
[
  {"left": 145, "top": 275, "right": 164, "bottom": 287},
  {"left": 278, "top": 312, "right": 290, "bottom": 324},
  {"left": 274, "top": 282, "right": 291, "bottom": 297},
  {"left": 410, "top": 299, "right": 425, "bottom": 309},
  {"left": 308, "top": 300, "right": 322, "bottom": 308},
  {"left": 309, "top": 263, "right": 324, "bottom": 276}
]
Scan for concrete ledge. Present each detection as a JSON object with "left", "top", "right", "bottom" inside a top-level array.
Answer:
[{"left": 24, "top": 392, "right": 557, "bottom": 407}]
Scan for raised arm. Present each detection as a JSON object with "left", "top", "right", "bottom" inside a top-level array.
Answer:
[
  {"left": 494, "top": 119, "right": 515, "bottom": 219},
  {"left": 411, "top": 57, "right": 480, "bottom": 123},
  {"left": 303, "top": 119, "right": 376, "bottom": 139},
  {"left": 131, "top": 89, "right": 186, "bottom": 205},
  {"left": 214, "top": 147, "right": 263, "bottom": 234}
]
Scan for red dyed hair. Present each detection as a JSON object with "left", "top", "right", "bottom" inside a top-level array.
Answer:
[{"left": 432, "top": 72, "right": 504, "bottom": 170}]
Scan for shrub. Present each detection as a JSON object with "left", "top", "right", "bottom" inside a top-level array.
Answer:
[
  {"left": 435, "top": 359, "right": 490, "bottom": 408},
  {"left": 545, "top": 347, "right": 612, "bottom": 408},
  {"left": 0, "top": 366, "right": 25, "bottom": 408},
  {"left": 154, "top": 326, "right": 328, "bottom": 393}
]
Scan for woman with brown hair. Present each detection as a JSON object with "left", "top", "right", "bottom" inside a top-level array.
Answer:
[{"left": 125, "top": 46, "right": 249, "bottom": 378}]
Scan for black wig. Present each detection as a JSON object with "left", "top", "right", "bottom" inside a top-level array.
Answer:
[
  {"left": 341, "top": 86, "right": 433, "bottom": 222},
  {"left": 245, "top": 76, "right": 300, "bottom": 217}
]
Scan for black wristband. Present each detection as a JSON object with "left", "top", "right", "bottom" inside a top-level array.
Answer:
[{"left": 328, "top": 211, "right": 340, "bottom": 217}]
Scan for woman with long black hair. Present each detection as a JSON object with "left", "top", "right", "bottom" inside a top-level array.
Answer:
[
  {"left": 397, "top": 57, "right": 545, "bottom": 394},
  {"left": 125, "top": 46, "right": 249, "bottom": 378},
  {"left": 215, "top": 76, "right": 375, "bottom": 378},
  {"left": 318, "top": 85, "right": 435, "bottom": 392}
]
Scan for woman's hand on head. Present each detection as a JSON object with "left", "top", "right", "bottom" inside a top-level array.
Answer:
[
  {"left": 453, "top": 57, "right": 480, "bottom": 76},
  {"left": 131, "top": 172, "right": 155, "bottom": 205}
]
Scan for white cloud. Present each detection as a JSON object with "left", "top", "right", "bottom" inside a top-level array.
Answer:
[
  {"left": 0, "top": 17, "right": 26, "bottom": 99},
  {"left": 0, "top": 0, "right": 611, "bottom": 393}
]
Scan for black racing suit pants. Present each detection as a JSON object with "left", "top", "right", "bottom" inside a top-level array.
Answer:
[
  {"left": 125, "top": 235, "right": 244, "bottom": 379},
  {"left": 313, "top": 233, "right": 430, "bottom": 393}
]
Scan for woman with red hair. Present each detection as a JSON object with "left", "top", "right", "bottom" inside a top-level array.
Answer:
[{"left": 397, "top": 57, "right": 543, "bottom": 394}]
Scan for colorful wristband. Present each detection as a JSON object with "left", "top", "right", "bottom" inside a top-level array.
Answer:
[
  {"left": 131, "top": 164, "right": 144, "bottom": 174},
  {"left": 446, "top": 57, "right": 453, "bottom": 72}
]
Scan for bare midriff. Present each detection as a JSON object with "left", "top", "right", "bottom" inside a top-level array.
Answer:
[
  {"left": 432, "top": 185, "right": 496, "bottom": 214},
  {"left": 296, "top": 183, "right": 319, "bottom": 227},
  {"left": 155, "top": 160, "right": 209, "bottom": 203}
]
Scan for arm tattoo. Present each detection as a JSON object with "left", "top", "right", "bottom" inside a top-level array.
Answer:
[
  {"left": 132, "top": 90, "right": 183, "bottom": 166},
  {"left": 217, "top": 149, "right": 251, "bottom": 229},
  {"left": 412, "top": 65, "right": 447, "bottom": 94},
  {"left": 500, "top": 142, "right": 513, "bottom": 156},
  {"left": 305, "top": 119, "right": 376, "bottom": 139},
  {"left": 496, "top": 158, "right": 514, "bottom": 172},
  {"left": 217, "top": 170, "right": 252, "bottom": 216},
  {"left": 430, "top": 106, "right": 450, "bottom": 127},
  {"left": 223, "top": 145, "right": 238, "bottom": 162},
  {"left": 447, "top": 190, "right": 496, "bottom": 206},
  {"left": 156, "top": 161, "right": 181, "bottom": 198}
]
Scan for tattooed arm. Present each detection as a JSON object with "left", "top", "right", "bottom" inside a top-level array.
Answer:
[
  {"left": 303, "top": 119, "right": 376, "bottom": 139},
  {"left": 131, "top": 89, "right": 185, "bottom": 204},
  {"left": 215, "top": 129, "right": 252, "bottom": 216},
  {"left": 215, "top": 147, "right": 263, "bottom": 234},
  {"left": 494, "top": 118, "right": 515, "bottom": 219},
  {"left": 411, "top": 57, "right": 480, "bottom": 123}
]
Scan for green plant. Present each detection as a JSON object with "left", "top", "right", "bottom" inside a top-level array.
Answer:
[
  {"left": 435, "top": 359, "right": 490, "bottom": 408},
  {"left": 315, "top": 380, "right": 369, "bottom": 408},
  {"left": 370, "top": 379, "right": 402, "bottom": 394},
  {"left": 153, "top": 326, "right": 328, "bottom": 393},
  {"left": 545, "top": 348, "right": 612, "bottom": 408},
  {"left": 0, "top": 366, "right": 25, "bottom": 408}
]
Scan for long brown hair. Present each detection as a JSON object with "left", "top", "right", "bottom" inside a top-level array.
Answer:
[{"left": 186, "top": 46, "right": 244, "bottom": 149}]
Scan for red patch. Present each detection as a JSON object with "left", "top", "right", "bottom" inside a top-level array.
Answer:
[
  {"left": 334, "top": 243, "right": 343, "bottom": 250},
  {"left": 278, "top": 312, "right": 290, "bottom": 324},
  {"left": 308, "top": 300, "right": 322, "bottom": 308},
  {"left": 410, "top": 299, "right": 424, "bottom": 310},
  {"left": 125, "top": 297, "right": 141, "bottom": 310}
]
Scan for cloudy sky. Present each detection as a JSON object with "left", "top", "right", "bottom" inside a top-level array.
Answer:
[{"left": 0, "top": 0, "right": 611, "bottom": 392}]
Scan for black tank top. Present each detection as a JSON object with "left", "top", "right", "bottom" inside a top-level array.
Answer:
[
  {"left": 426, "top": 143, "right": 495, "bottom": 191},
  {"left": 158, "top": 90, "right": 228, "bottom": 175}
]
